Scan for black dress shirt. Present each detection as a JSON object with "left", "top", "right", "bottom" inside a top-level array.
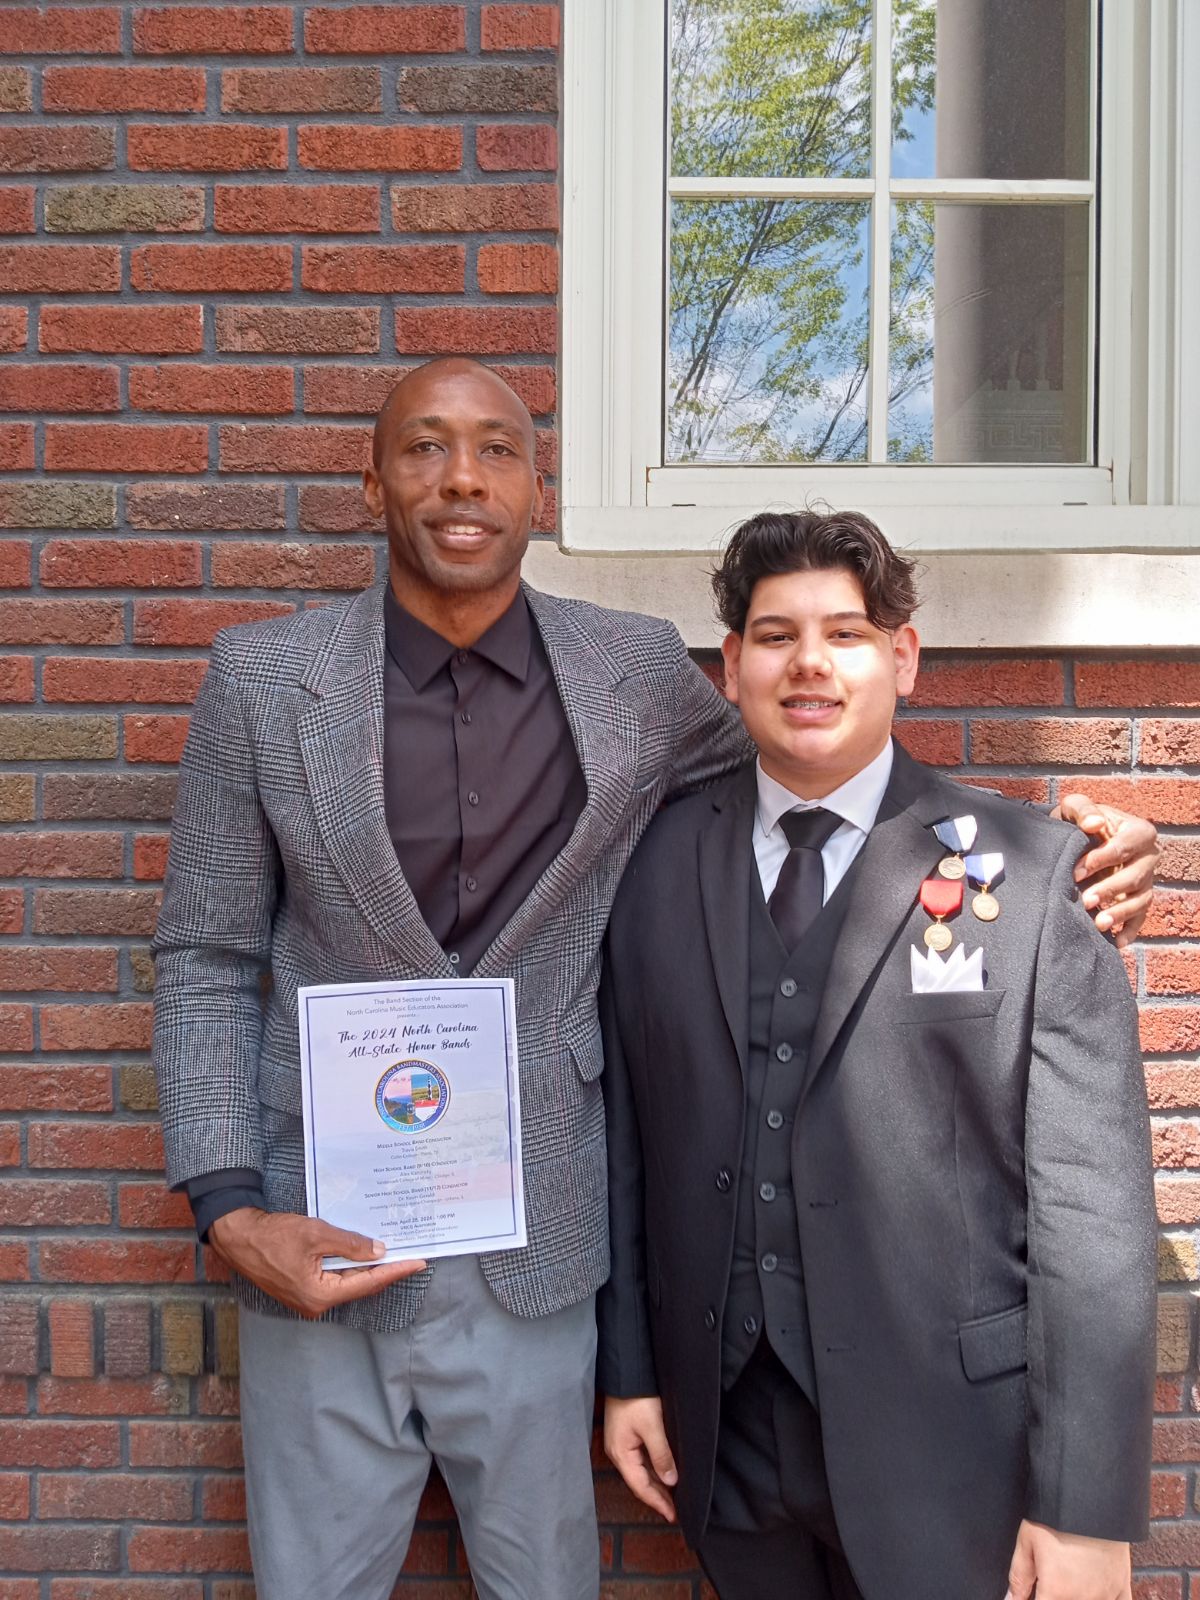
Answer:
[{"left": 186, "top": 586, "right": 587, "bottom": 1240}]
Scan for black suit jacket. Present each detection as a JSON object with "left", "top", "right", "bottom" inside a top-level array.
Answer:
[{"left": 597, "top": 745, "right": 1155, "bottom": 1598}]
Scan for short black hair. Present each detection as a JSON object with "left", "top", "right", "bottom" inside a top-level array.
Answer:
[{"left": 712, "top": 509, "right": 919, "bottom": 634}]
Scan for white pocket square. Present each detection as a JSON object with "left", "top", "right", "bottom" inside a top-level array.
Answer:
[{"left": 910, "top": 944, "right": 985, "bottom": 994}]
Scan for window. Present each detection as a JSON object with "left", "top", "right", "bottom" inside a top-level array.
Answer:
[{"left": 559, "top": 0, "right": 1200, "bottom": 556}]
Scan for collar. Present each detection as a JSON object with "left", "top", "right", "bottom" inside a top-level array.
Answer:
[
  {"left": 384, "top": 584, "right": 532, "bottom": 691},
  {"left": 755, "top": 739, "right": 895, "bottom": 840}
]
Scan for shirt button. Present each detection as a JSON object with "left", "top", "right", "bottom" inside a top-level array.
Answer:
[
  {"left": 780, "top": 978, "right": 798, "bottom": 998},
  {"left": 714, "top": 1168, "right": 731, "bottom": 1193},
  {"left": 704, "top": 1308, "right": 716, "bottom": 1330},
  {"left": 468, "top": 791, "right": 480, "bottom": 807},
  {"left": 766, "top": 1109, "right": 784, "bottom": 1130},
  {"left": 743, "top": 1315, "right": 758, "bottom": 1336},
  {"left": 761, "top": 1253, "right": 778, "bottom": 1274},
  {"left": 460, "top": 711, "right": 472, "bottom": 725},
  {"left": 465, "top": 877, "right": 478, "bottom": 893},
  {"left": 758, "top": 1182, "right": 776, "bottom": 1203},
  {"left": 448, "top": 952, "right": 460, "bottom": 966},
  {"left": 776, "top": 1042, "right": 794, "bottom": 1063}
]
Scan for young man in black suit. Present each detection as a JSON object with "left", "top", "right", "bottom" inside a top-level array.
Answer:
[{"left": 597, "top": 511, "right": 1155, "bottom": 1600}]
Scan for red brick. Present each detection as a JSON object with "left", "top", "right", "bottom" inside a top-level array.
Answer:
[
  {"left": 0, "top": 947, "right": 117, "bottom": 992},
  {"left": 40, "top": 1003, "right": 153, "bottom": 1052},
  {"left": 129, "top": 1528, "right": 251, "bottom": 1575},
  {"left": 892, "top": 719, "right": 962, "bottom": 766},
  {"left": 126, "top": 715, "right": 190, "bottom": 765},
  {"left": 0, "top": 1065, "right": 112, "bottom": 1113},
  {"left": 1056, "top": 777, "right": 1200, "bottom": 826},
  {"left": 133, "top": 598, "right": 291, "bottom": 645},
  {"left": 199, "top": 1475, "right": 245, "bottom": 1522},
  {"left": 0, "top": 1421, "right": 120, "bottom": 1469},
  {"left": 103, "top": 1299, "right": 152, "bottom": 1379},
  {"left": 1136, "top": 1524, "right": 1200, "bottom": 1566},
  {"left": 134, "top": 6, "right": 292, "bottom": 53},
  {"left": 40, "top": 539, "right": 201, "bottom": 589},
  {"left": 49, "top": 1301, "right": 95, "bottom": 1379},
  {"left": 0, "top": 309, "right": 28, "bottom": 352},
  {"left": 51, "top": 1586, "right": 203, "bottom": 1600},
  {"left": 38, "top": 1377, "right": 185, "bottom": 1418},
  {"left": 0, "top": 656, "right": 33, "bottom": 701},
  {"left": 477, "top": 242, "right": 557, "bottom": 294},
  {"left": 1148, "top": 1063, "right": 1200, "bottom": 1110},
  {"left": 29, "top": 1121, "right": 162, "bottom": 1174},
  {"left": 481, "top": 5, "right": 558, "bottom": 50},
  {"left": 0, "top": 1475, "right": 30, "bottom": 1521},
  {"left": 1153, "top": 1374, "right": 1184, "bottom": 1412},
  {"left": 0, "top": 365, "right": 120, "bottom": 414},
  {"left": 969, "top": 716, "right": 1131, "bottom": 765},
  {"left": 298, "top": 484, "right": 381, "bottom": 533},
  {"left": 221, "top": 64, "right": 380, "bottom": 113},
  {"left": 133, "top": 835, "right": 170, "bottom": 880},
  {"left": 129, "top": 1421, "right": 242, "bottom": 1469},
  {"left": 1077, "top": 660, "right": 1200, "bottom": 708},
  {"left": 0, "top": 1244, "right": 31, "bottom": 1281},
  {"left": 0, "top": 832, "right": 122, "bottom": 878},
  {"left": 394, "top": 306, "right": 555, "bottom": 354},
  {"left": 0, "top": 244, "right": 119, "bottom": 294},
  {"left": 128, "top": 124, "right": 287, "bottom": 173},
  {"left": 43, "top": 773, "right": 178, "bottom": 822},
  {"left": 0, "top": 426, "right": 33, "bottom": 470},
  {"left": 0, "top": 1009, "right": 33, "bottom": 1052},
  {"left": 127, "top": 482, "right": 286, "bottom": 531},
  {"left": 0, "top": 1181, "right": 110, "bottom": 1228},
  {"left": 215, "top": 182, "right": 379, "bottom": 234},
  {"left": 1146, "top": 948, "right": 1200, "bottom": 996},
  {"left": 45, "top": 424, "right": 208, "bottom": 475},
  {"left": 131, "top": 244, "right": 292, "bottom": 294},
  {"left": 34, "top": 889, "right": 160, "bottom": 936},
  {"left": 0, "top": 190, "right": 34, "bottom": 234},
  {"left": 0, "top": 601, "right": 123, "bottom": 646},
  {"left": 40, "top": 305, "right": 202, "bottom": 355},
  {"left": 476, "top": 124, "right": 556, "bottom": 173},
  {"left": 216, "top": 304, "right": 379, "bottom": 354},
  {"left": 299, "top": 125, "right": 459, "bottom": 172},
  {"left": 1143, "top": 890, "right": 1200, "bottom": 939},
  {"left": 305, "top": 6, "right": 463, "bottom": 53},
  {"left": 212, "top": 541, "right": 375, "bottom": 590},
  {"left": 0, "top": 547, "right": 31, "bottom": 588},
  {"left": 195, "top": 1376, "right": 239, "bottom": 1416},
  {"left": 620, "top": 1529, "right": 695, "bottom": 1573},
  {"left": 0, "top": 9, "right": 122, "bottom": 54},
  {"left": 1130, "top": 1581, "right": 1182, "bottom": 1600},
  {"left": 301, "top": 244, "right": 463, "bottom": 294},
  {"left": 1141, "top": 1007, "right": 1200, "bottom": 1056},
  {"left": 0, "top": 1301, "right": 37, "bottom": 1375},
  {"left": 44, "top": 657, "right": 207, "bottom": 704},
  {"left": 39, "top": 1473, "right": 192, "bottom": 1523},
  {"left": 1160, "top": 836, "right": 1200, "bottom": 883},
  {"left": 142, "top": 357, "right": 293, "bottom": 416},
  {"left": 39, "top": 1240, "right": 193, "bottom": 1286},
  {"left": 392, "top": 181, "right": 556, "bottom": 233},
  {"left": 42, "top": 66, "right": 206, "bottom": 114},
  {"left": 0, "top": 127, "right": 114, "bottom": 174},
  {"left": 218, "top": 423, "right": 370, "bottom": 474},
  {"left": 1141, "top": 718, "right": 1200, "bottom": 766},
  {"left": 0, "top": 1127, "right": 19, "bottom": 1169},
  {"left": 117, "top": 1183, "right": 192, "bottom": 1229},
  {"left": 0, "top": 69, "right": 33, "bottom": 113},
  {"left": 0, "top": 894, "right": 23, "bottom": 935},
  {"left": 0, "top": 1527, "right": 119, "bottom": 1572},
  {"left": 1158, "top": 1177, "right": 1200, "bottom": 1225}
]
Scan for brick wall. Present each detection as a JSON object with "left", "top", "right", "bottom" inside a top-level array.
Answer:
[{"left": 0, "top": 4, "right": 1197, "bottom": 1596}]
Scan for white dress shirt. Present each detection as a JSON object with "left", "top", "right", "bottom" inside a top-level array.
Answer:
[{"left": 753, "top": 740, "right": 894, "bottom": 902}]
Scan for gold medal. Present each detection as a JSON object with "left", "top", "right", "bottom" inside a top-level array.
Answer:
[
  {"left": 937, "top": 855, "right": 966, "bottom": 881},
  {"left": 924, "top": 922, "right": 953, "bottom": 952},
  {"left": 972, "top": 890, "right": 1000, "bottom": 922}
]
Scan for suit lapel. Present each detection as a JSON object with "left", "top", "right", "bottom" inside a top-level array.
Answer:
[
  {"left": 803, "top": 744, "right": 953, "bottom": 1098},
  {"left": 697, "top": 765, "right": 757, "bottom": 1078},
  {"left": 297, "top": 585, "right": 452, "bottom": 976}
]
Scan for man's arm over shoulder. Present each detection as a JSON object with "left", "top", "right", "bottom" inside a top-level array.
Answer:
[
  {"left": 1024, "top": 827, "right": 1156, "bottom": 1541},
  {"left": 152, "top": 629, "right": 281, "bottom": 1192},
  {"left": 658, "top": 621, "right": 752, "bottom": 799}
]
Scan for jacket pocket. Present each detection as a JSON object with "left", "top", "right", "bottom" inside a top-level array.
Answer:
[
  {"left": 959, "top": 1301, "right": 1027, "bottom": 1381},
  {"left": 569, "top": 1028, "right": 606, "bottom": 1083},
  {"left": 899, "top": 987, "right": 1007, "bottom": 1026}
]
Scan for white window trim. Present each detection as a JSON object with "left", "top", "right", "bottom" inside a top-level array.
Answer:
[{"left": 559, "top": 0, "right": 1200, "bottom": 556}]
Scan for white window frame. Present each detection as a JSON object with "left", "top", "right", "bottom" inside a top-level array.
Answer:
[{"left": 559, "top": 0, "right": 1200, "bottom": 555}]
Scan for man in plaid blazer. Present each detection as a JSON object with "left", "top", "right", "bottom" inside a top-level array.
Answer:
[{"left": 152, "top": 360, "right": 1157, "bottom": 1600}]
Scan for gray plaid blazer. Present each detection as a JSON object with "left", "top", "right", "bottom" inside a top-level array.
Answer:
[{"left": 153, "top": 581, "right": 750, "bottom": 1328}]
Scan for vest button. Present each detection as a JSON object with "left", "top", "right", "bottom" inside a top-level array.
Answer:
[
  {"left": 743, "top": 1314, "right": 758, "bottom": 1336},
  {"left": 758, "top": 1182, "right": 776, "bottom": 1202},
  {"left": 704, "top": 1308, "right": 716, "bottom": 1330},
  {"left": 780, "top": 978, "right": 798, "bottom": 998},
  {"left": 775, "top": 1042, "right": 794, "bottom": 1063},
  {"left": 761, "top": 1252, "right": 778, "bottom": 1273},
  {"left": 714, "top": 1168, "right": 731, "bottom": 1193},
  {"left": 766, "top": 1109, "right": 784, "bottom": 1130}
]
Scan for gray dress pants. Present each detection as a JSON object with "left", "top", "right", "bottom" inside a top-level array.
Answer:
[{"left": 237, "top": 1255, "right": 600, "bottom": 1600}]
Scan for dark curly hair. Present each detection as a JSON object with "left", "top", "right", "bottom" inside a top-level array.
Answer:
[{"left": 712, "top": 510, "right": 919, "bottom": 634}]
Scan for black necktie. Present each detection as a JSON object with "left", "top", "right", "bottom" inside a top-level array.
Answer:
[{"left": 768, "top": 808, "right": 843, "bottom": 951}]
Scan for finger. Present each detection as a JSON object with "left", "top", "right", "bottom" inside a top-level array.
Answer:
[
  {"left": 623, "top": 1459, "right": 676, "bottom": 1523},
  {"left": 646, "top": 1433, "right": 679, "bottom": 1487},
  {"left": 1082, "top": 860, "right": 1150, "bottom": 909},
  {"left": 306, "top": 1221, "right": 389, "bottom": 1262},
  {"left": 1059, "top": 792, "right": 1111, "bottom": 834},
  {"left": 1111, "top": 889, "right": 1152, "bottom": 947},
  {"left": 318, "top": 1259, "right": 427, "bottom": 1305}
]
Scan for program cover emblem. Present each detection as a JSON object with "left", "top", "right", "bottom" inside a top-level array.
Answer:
[{"left": 375, "top": 1059, "right": 450, "bottom": 1133}]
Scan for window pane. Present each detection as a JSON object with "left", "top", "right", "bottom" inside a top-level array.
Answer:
[
  {"left": 888, "top": 201, "right": 1091, "bottom": 464},
  {"left": 671, "top": 0, "right": 873, "bottom": 180},
  {"left": 668, "top": 199, "right": 870, "bottom": 463},
  {"left": 892, "top": 0, "right": 1091, "bottom": 181}
]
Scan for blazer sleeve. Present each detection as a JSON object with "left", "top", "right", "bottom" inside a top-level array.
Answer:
[
  {"left": 1023, "top": 830, "right": 1157, "bottom": 1540},
  {"left": 152, "top": 633, "right": 281, "bottom": 1189},
  {"left": 596, "top": 936, "right": 660, "bottom": 1398},
  {"left": 660, "top": 625, "right": 753, "bottom": 799}
]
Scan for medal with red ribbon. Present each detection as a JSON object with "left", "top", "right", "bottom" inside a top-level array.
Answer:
[{"left": 920, "top": 876, "right": 963, "bottom": 951}]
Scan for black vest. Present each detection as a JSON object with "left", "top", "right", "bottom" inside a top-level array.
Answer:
[{"left": 720, "top": 852, "right": 863, "bottom": 1400}]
